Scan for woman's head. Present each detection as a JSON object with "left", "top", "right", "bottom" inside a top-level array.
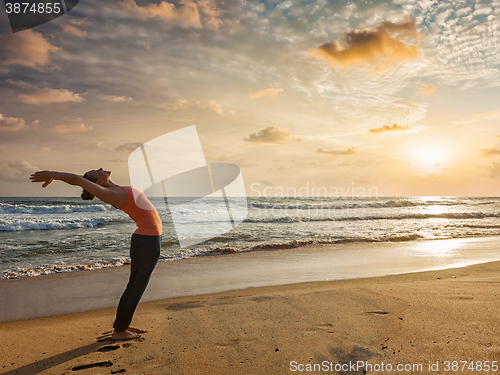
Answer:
[{"left": 81, "top": 168, "right": 112, "bottom": 200}]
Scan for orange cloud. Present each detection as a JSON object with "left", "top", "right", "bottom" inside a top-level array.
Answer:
[
  {"left": 51, "top": 123, "right": 93, "bottom": 134},
  {"left": 418, "top": 83, "right": 437, "bottom": 95},
  {"left": 61, "top": 24, "right": 87, "bottom": 38},
  {"left": 100, "top": 95, "right": 134, "bottom": 102},
  {"left": 249, "top": 88, "right": 284, "bottom": 98},
  {"left": 121, "top": 0, "right": 202, "bottom": 27},
  {"left": 0, "top": 114, "right": 26, "bottom": 132},
  {"left": 7, "top": 81, "right": 85, "bottom": 104},
  {"left": 0, "top": 30, "right": 59, "bottom": 71},
  {"left": 317, "top": 147, "right": 357, "bottom": 156},
  {"left": 480, "top": 148, "right": 500, "bottom": 157},
  {"left": 121, "top": 0, "right": 230, "bottom": 29},
  {"left": 369, "top": 123, "right": 409, "bottom": 133},
  {"left": 307, "top": 18, "right": 420, "bottom": 72},
  {"left": 245, "top": 127, "right": 295, "bottom": 144}
]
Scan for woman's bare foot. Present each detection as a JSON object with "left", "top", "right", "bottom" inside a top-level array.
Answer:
[
  {"left": 111, "top": 330, "right": 141, "bottom": 341},
  {"left": 127, "top": 326, "right": 147, "bottom": 333}
]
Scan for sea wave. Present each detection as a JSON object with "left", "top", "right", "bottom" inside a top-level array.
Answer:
[
  {"left": 0, "top": 203, "right": 112, "bottom": 214},
  {"left": 0, "top": 233, "right": 427, "bottom": 279},
  {"left": 244, "top": 211, "right": 500, "bottom": 223},
  {"left": 2, "top": 257, "right": 130, "bottom": 279},
  {"left": 0, "top": 217, "right": 118, "bottom": 231},
  {"left": 249, "top": 198, "right": 499, "bottom": 211},
  {"left": 5, "top": 229, "right": 500, "bottom": 279}
]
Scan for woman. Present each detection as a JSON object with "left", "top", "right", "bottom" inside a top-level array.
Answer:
[{"left": 30, "top": 168, "right": 162, "bottom": 341}]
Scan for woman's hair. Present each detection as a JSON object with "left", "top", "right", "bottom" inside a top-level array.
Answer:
[{"left": 81, "top": 171, "right": 98, "bottom": 200}]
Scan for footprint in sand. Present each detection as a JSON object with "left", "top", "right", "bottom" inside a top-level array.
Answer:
[
  {"left": 71, "top": 361, "right": 113, "bottom": 371},
  {"left": 96, "top": 345, "right": 120, "bottom": 352}
]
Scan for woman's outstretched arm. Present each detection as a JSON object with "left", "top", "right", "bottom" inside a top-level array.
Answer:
[{"left": 30, "top": 171, "right": 125, "bottom": 207}]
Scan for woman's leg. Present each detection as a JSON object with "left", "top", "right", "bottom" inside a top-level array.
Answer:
[{"left": 112, "top": 233, "right": 161, "bottom": 337}]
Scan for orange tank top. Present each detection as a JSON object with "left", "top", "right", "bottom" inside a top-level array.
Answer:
[{"left": 116, "top": 186, "right": 162, "bottom": 236}]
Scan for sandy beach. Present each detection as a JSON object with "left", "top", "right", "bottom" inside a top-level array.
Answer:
[{"left": 1, "top": 240, "right": 500, "bottom": 374}]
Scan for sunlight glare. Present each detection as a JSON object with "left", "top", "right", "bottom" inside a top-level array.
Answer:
[{"left": 414, "top": 147, "right": 448, "bottom": 167}]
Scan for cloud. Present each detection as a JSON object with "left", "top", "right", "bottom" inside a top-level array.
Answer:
[
  {"left": 0, "top": 114, "right": 26, "bottom": 132},
  {"left": 121, "top": 0, "right": 201, "bottom": 27},
  {"left": 196, "top": 0, "right": 224, "bottom": 29},
  {"left": 418, "top": 84, "right": 437, "bottom": 95},
  {"left": 50, "top": 123, "right": 93, "bottom": 134},
  {"left": 307, "top": 18, "right": 420, "bottom": 72},
  {"left": 100, "top": 95, "right": 134, "bottom": 102},
  {"left": 0, "top": 30, "right": 59, "bottom": 71},
  {"left": 489, "top": 162, "right": 500, "bottom": 178},
  {"left": 115, "top": 142, "right": 144, "bottom": 151},
  {"left": 453, "top": 110, "right": 500, "bottom": 124},
  {"left": 121, "top": 0, "right": 235, "bottom": 30},
  {"left": 160, "top": 99, "right": 224, "bottom": 114},
  {"left": 61, "top": 24, "right": 87, "bottom": 38},
  {"left": 0, "top": 159, "right": 40, "bottom": 182},
  {"left": 249, "top": 88, "right": 284, "bottom": 98},
  {"left": 369, "top": 123, "right": 409, "bottom": 134},
  {"left": 5, "top": 81, "right": 85, "bottom": 105},
  {"left": 245, "top": 127, "right": 296, "bottom": 144},
  {"left": 317, "top": 147, "right": 357, "bottom": 156},
  {"left": 480, "top": 148, "right": 500, "bottom": 157}
]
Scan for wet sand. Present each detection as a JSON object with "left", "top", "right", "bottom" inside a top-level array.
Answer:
[
  {"left": 2, "top": 237, "right": 500, "bottom": 322},
  {"left": 1, "top": 240, "right": 500, "bottom": 374}
]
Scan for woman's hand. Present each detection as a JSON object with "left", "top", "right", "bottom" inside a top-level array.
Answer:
[{"left": 30, "top": 171, "right": 54, "bottom": 188}]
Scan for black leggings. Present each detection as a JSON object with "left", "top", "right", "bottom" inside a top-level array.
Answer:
[{"left": 113, "top": 233, "right": 161, "bottom": 332}]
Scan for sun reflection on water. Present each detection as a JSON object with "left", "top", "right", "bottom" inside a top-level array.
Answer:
[{"left": 416, "top": 238, "right": 464, "bottom": 256}]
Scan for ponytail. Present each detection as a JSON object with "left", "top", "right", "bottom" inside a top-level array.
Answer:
[{"left": 81, "top": 172, "right": 98, "bottom": 201}]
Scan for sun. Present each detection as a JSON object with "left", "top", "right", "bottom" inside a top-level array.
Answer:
[{"left": 413, "top": 146, "right": 448, "bottom": 167}]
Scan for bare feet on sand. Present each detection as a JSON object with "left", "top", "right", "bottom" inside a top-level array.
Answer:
[
  {"left": 111, "top": 329, "right": 141, "bottom": 341},
  {"left": 127, "top": 326, "right": 147, "bottom": 333}
]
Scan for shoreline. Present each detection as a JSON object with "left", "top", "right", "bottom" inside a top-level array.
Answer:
[
  {"left": 1, "top": 257, "right": 499, "bottom": 374},
  {"left": 1, "top": 236, "right": 500, "bottom": 323}
]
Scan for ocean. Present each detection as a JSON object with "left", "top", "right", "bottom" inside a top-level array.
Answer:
[{"left": 1, "top": 196, "right": 500, "bottom": 279}]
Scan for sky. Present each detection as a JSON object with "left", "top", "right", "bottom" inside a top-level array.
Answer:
[{"left": 0, "top": 0, "right": 499, "bottom": 197}]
